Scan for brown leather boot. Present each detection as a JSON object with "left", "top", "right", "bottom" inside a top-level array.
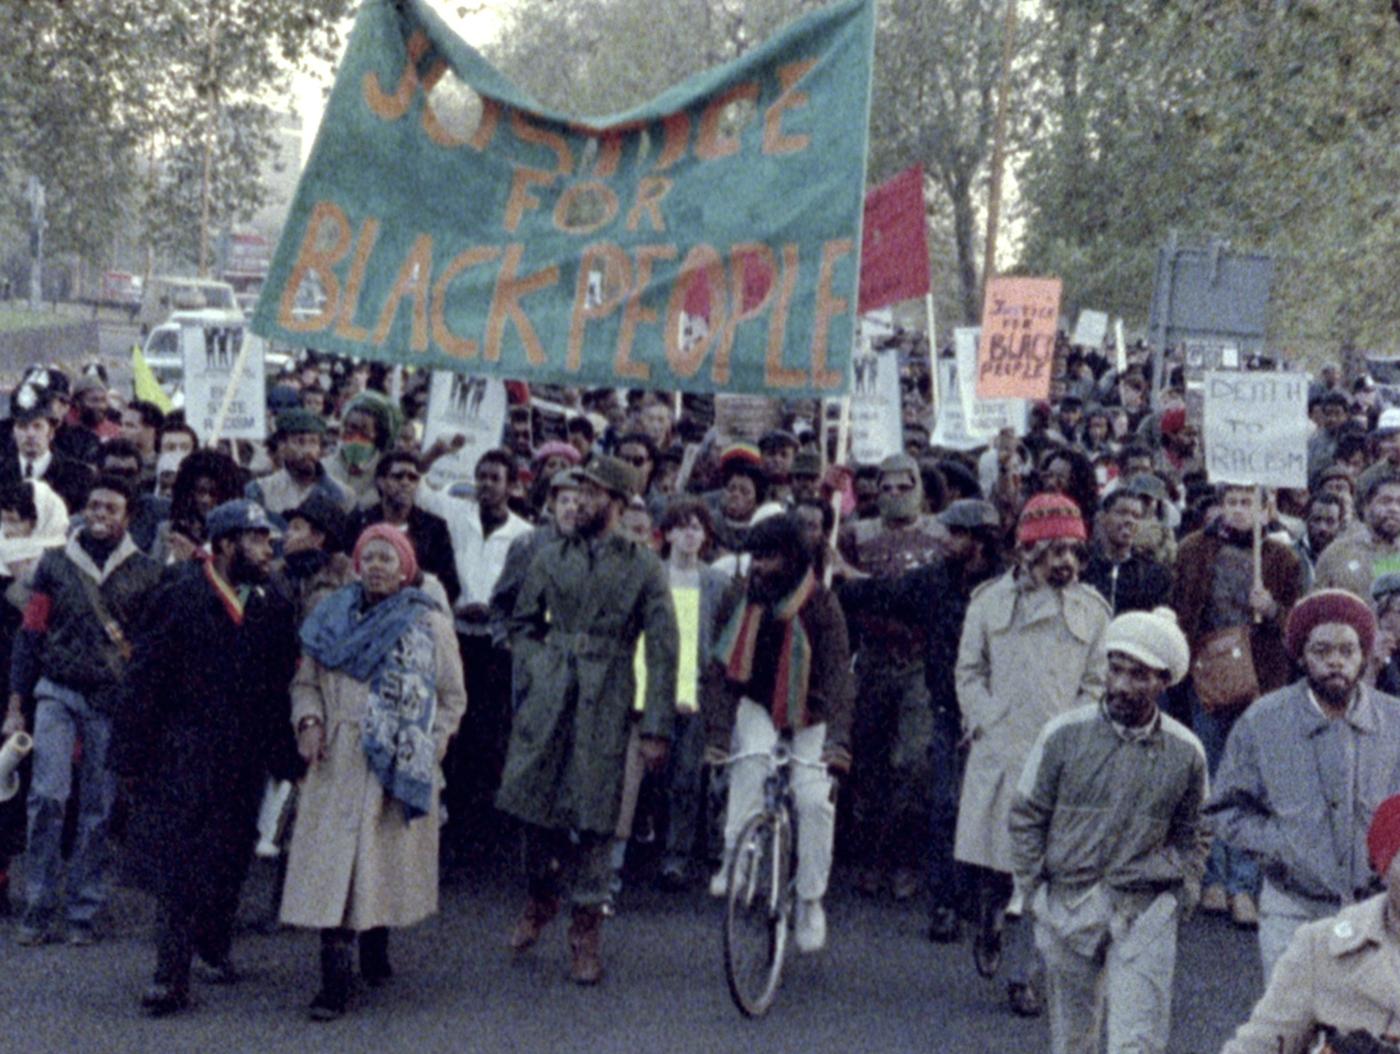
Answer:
[
  {"left": 509, "top": 895, "right": 560, "bottom": 953},
  {"left": 567, "top": 906, "right": 604, "bottom": 985}
]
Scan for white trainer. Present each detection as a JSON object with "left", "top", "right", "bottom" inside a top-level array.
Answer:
[
  {"left": 795, "top": 898, "right": 826, "bottom": 953},
  {"left": 709, "top": 867, "right": 728, "bottom": 898}
]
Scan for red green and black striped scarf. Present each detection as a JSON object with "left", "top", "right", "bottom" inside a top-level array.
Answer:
[{"left": 715, "top": 568, "right": 816, "bottom": 730}]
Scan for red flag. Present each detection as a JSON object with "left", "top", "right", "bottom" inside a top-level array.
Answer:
[{"left": 859, "top": 165, "right": 930, "bottom": 313}]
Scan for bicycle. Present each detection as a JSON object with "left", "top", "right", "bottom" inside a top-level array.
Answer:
[{"left": 720, "top": 738, "right": 827, "bottom": 1018}]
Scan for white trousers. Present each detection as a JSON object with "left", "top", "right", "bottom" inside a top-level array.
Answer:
[
  {"left": 722, "top": 700, "right": 834, "bottom": 901},
  {"left": 1034, "top": 890, "right": 1179, "bottom": 1054}
]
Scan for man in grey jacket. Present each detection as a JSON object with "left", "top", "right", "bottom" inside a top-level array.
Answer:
[
  {"left": 1011, "top": 607, "right": 1209, "bottom": 1054},
  {"left": 1207, "top": 588, "right": 1400, "bottom": 982}
]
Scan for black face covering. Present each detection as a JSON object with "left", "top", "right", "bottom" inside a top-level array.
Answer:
[{"left": 284, "top": 548, "right": 329, "bottom": 581}]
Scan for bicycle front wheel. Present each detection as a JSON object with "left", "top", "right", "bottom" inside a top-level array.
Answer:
[{"left": 723, "top": 810, "right": 792, "bottom": 1017}]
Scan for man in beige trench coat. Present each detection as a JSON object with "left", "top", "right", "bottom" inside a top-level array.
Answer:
[{"left": 955, "top": 492, "right": 1110, "bottom": 1017}]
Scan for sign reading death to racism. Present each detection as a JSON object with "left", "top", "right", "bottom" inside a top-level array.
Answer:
[
  {"left": 180, "top": 322, "right": 267, "bottom": 441},
  {"left": 1203, "top": 370, "right": 1308, "bottom": 490},
  {"left": 422, "top": 371, "right": 508, "bottom": 489},
  {"left": 975, "top": 276, "right": 1062, "bottom": 400},
  {"left": 252, "top": 0, "right": 875, "bottom": 398}
]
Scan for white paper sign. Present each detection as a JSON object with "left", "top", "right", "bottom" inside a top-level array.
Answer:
[
  {"left": 1203, "top": 370, "right": 1308, "bottom": 489},
  {"left": 1071, "top": 309, "right": 1109, "bottom": 349},
  {"left": 931, "top": 360, "right": 981, "bottom": 450},
  {"left": 955, "top": 327, "right": 1026, "bottom": 438},
  {"left": 180, "top": 322, "right": 266, "bottom": 441},
  {"left": 849, "top": 310, "right": 904, "bottom": 464},
  {"left": 422, "top": 371, "right": 508, "bottom": 489}
]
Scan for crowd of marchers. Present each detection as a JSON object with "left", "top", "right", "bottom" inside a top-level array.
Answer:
[{"left": 1, "top": 339, "right": 1400, "bottom": 1053}]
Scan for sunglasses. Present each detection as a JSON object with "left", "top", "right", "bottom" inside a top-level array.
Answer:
[{"left": 386, "top": 471, "right": 421, "bottom": 483}]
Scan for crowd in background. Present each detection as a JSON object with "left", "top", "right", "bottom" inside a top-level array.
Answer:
[{"left": 1, "top": 330, "right": 1399, "bottom": 1051}]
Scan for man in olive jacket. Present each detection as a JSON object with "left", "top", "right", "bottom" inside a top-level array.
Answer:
[{"left": 497, "top": 455, "right": 678, "bottom": 986}]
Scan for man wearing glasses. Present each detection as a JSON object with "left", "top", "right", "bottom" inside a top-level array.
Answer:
[{"left": 347, "top": 451, "right": 459, "bottom": 606}]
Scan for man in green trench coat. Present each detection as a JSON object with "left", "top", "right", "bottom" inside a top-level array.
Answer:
[{"left": 496, "top": 454, "right": 679, "bottom": 985}]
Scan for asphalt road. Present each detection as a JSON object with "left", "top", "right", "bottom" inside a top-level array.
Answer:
[{"left": 1, "top": 845, "right": 1264, "bottom": 1054}]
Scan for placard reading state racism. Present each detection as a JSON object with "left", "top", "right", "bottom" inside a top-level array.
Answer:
[
  {"left": 1203, "top": 370, "right": 1308, "bottom": 490},
  {"left": 849, "top": 309, "right": 903, "bottom": 464},
  {"left": 180, "top": 322, "right": 267, "bottom": 441},
  {"left": 976, "top": 276, "right": 1061, "bottom": 400},
  {"left": 252, "top": 0, "right": 875, "bottom": 398}
]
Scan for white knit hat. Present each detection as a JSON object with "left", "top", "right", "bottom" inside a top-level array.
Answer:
[{"left": 1105, "top": 606, "right": 1191, "bottom": 687}]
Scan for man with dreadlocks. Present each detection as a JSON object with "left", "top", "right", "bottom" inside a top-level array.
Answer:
[{"left": 702, "top": 514, "right": 854, "bottom": 954}]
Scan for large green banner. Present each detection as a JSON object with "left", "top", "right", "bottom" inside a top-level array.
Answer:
[{"left": 252, "top": 0, "right": 874, "bottom": 397}]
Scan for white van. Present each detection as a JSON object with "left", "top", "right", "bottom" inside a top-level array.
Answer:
[{"left": 136, "top": 276, "right": 242, "bottom": 334}]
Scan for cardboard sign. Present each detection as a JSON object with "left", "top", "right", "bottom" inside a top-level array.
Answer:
[
  {"left": 975, "top": 276, "right": 1061, "bottom": 400},
  {"left": 252, "top": 0, "right": 876, "bottom": 398},
  {"left": 180, "top": 322, "right": 266, "bottom": 441},
  {"left": 849, "top": 310, "right": 903, "bottom": 463},
  {"left": 422, "top": 371, "right": 508, "bottom": 489},
  {"left": 1203, "top": 370, "right": 1308, "bottom": 489},
  {"left": 1071, "top": 309, "right": 1108, "bottom": 349}
]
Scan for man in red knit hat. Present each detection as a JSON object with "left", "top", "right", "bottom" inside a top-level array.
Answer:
[
  {"left": 1208, "top": 588, "right": 1400, "bottom": 985},
  {"left": 955, "top": 492, "right": 1111, "bottom": 1017}
]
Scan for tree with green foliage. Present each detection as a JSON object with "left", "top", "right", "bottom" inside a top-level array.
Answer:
[
  {"left": 0, "top": 0, "right": 350, "bottom": 290},
  {"left": 1013, "top": 0, "right": 1400, "bottom": 358}
]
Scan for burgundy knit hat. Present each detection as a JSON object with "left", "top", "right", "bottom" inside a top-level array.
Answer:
[
  {"left": 353, "top": 523, "right": 419, "bottom": 584},
  {"left": 1284, "top": 588, "right": 1376, "bottom": 660},
  {"left": 1016, "top": 493, "right": 1086, "bottom": 546},
  {"left": 1368, "top": 794, "right": 1400, "bottom": 876}
]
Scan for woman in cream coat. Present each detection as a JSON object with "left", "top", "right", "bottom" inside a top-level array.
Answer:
[{"left": 280, "top": 524, "right": 466, "bottom": 1020}]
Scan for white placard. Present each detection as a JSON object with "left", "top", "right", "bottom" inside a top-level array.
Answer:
[
  {"left": 849, "top": 310, "right": 904, "bottom": 464},
  {"left": 956, "top": 327, "right": 1026, "bottom": 438},
  {"left": 422, "top": 371, "right": 508, "bottom": 489},
  {"left": 180, "top": 322, "right": 266, "bottom": 441},
  {"left": 932, "top": 349, "right": 1028, "bottom": 450},
  {"left": 1114, "top": 318, "right": 1128, "bottom": 374},
  {"left": 1203, "top": 370, "right": 1308, "bottom": 490},
  {"left": 1071, "top": 309, "right": 1109, "bottom": 349},
  {"left": 931, "top": 359, "right": 981, "bottom": 450}
]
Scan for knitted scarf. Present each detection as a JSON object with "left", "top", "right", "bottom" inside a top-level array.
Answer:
[
  {"left": 714, "top": 568, "right": 816, "bottom": 730},
  {"left": 301, "top": 583, "right": 439, "bottom": 819}
]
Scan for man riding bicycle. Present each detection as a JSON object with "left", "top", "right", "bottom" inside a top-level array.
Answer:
[{"left": 702, "top": 514, "right": 854, "bottom": 953}]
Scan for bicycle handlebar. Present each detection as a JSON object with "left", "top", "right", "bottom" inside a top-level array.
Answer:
[{"left": 723, "top": 747, "right": 828, "bottom": 769}]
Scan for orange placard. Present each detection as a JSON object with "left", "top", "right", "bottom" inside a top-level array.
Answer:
[{"left": 975, "top": 276, "right": 1062, "bottom": 400}]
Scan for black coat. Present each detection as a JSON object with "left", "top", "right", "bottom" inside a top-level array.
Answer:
[
  {"left": 0, "top": 450, "right": 94, "bottom": 514},
  {"left": 114, "top": 561, "right": 301, "bottom": 898},
  {"left": 1082, "top": 548, "right": 1174, "bottom": 615},
  {"left": 838, "top": 554, "right": 1005, "bottom": 714},
  {"left": 349, "top": 504, "right": 461, "bottom": 606}
]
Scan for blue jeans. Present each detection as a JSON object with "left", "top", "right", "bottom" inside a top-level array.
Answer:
[
  {"left": 23, "top": 680, "right": 116, "bottom": 930},
  {"left": 1191, "top": 694, "right": 1259, "bottom": 896}
]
